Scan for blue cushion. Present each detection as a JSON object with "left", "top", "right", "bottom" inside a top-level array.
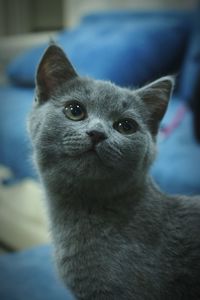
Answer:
[
  {"left": 81, "top": 10, "right": 191, "bottom": 23},
  {"left": 178, "top": 9, "right": 200, "bottom": 141},
  {"left": 0, "top": 245, "right": 75, "bottom": 300},
  {"left": 0, "top": 86, "right": 36, "bottom": 180},
  {"left": 151, "top": 101, "right": 200, "bottom": 195},
  {"left": 7, "top": 11, "right": 191, "bottom": 88},
  {"left": 179, "top": 9, "right": 200, "bottom": 103}
]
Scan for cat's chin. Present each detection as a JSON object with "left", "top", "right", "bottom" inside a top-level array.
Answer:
[
  {"left": 80, "top": 148, "right": 103, "bottom": 163},
  {"left": 68, "top": 148, "right": 118, "bottom": 178},
  {"left": 67, "top": 146, "right": 101, "bottom": 160},
  {"left": 65, "top": 148, "right": 103, "bottom": 166},
  {"left": 65, "top": 147, "right": 123, "bottom": 175}
]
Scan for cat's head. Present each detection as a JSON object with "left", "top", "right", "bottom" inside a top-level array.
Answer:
[{"left": 28, "top": 45, "right": 174, "bottom": 185}]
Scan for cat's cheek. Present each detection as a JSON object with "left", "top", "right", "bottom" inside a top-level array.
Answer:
[
  {"left": 116, "top": 137, "right": 147, "bottom": 171},
  {"left": 62, "top": 136, "right": 91, "bottom": 157},
  {"left": 62, "top": 145, "right": 87, "bottom": 157},
  {"left": 139, "top": 133, "right": 157, "bottom": 168}
]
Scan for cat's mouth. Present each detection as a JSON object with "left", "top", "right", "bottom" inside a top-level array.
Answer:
[
  {"left": 85, "top": 146, "right": 99, "bottom": 157},
  {"left": 65, "top": 145, "right": 115, "bottom": 170},
  {"left": 82, "top": 145, "right": 103, "bottom": 162},
  {"left": 66, "top": 145, "right": 100, "bottom": 159},
  {"left": 64, "top": 144, "right": 106, "bottom": 165}
]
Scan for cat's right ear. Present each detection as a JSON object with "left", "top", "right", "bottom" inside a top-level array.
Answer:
[
  {"left": 137, "top": 76, "right": 175, "bottom": 135},
  {"left": 35, "top": 44, "right": 78, "bottom": 103}
]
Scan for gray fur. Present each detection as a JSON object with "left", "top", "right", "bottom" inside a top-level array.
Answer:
[{"left": 28, "top": 45, "right": 200, "bottom": 300}]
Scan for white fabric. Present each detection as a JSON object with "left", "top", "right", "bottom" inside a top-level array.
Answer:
[{"left": 0, "top": 165, "right": 49, "bottom": 250}]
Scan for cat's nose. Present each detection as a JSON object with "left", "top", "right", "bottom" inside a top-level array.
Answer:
[{"left": 86, "top": 130, "right": 107, "bottom": 145}]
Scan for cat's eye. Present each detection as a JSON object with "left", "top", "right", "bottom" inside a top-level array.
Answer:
[
  {"left": 63, "top": 101, "right": 86, "bottom": 121},
  {"left": 113, "top": 118, "right": 139, "bottom": 135}
]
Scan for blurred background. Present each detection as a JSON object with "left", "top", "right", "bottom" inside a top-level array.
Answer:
[
  {"left": 0, "top": 0, "right": 200, "bottom": 298},
  {"left": 0, "top": 0, "right": 197, "bottom": 71},
  {"left": 0, "top": 0, "right": 197, "bottom": 36}
]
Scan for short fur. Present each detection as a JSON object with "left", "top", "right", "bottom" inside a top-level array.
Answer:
[{"left": 28, "top": 45, "right": 200, "bottom": 300}]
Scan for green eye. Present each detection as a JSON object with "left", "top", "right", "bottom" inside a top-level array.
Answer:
[
  {"left": 63, "top": 101, "right": 86, "bottom": 121},
  {"left": 113, "top": 118, "right": 138, "bottom": 135}
]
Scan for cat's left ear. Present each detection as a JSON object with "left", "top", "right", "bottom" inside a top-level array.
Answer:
[
  {"left": 36, "top": 44, "right": 78, "bottom": 103},
  {"left": 137, "top": 76, "right": 175, "bottom": 135}
]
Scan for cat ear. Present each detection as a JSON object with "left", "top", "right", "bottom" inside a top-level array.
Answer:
[
  {"left": 36, "top": 44, "right": 78, "bottom": 103},
  {"left": 137, "top": 76, "right": 175, "bottom": 135}
]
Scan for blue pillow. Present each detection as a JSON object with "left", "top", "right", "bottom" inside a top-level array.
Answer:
[
  {"left": 179, "top": 9, "right": 200, "bottom": 100},
  {"left": 0, "top": 86, "right": 36, "bottom": 180},
  {"left": 178, "top": 9, "right": 200, "bottom": 141},
  {"left": 0, "top": 245, "right": 75, "bottom": 300},
  {"left": 81, "top": 10, "right": 191, "bottom": 23},
  {"left": 151, "top": 102, "right": 200, "bottom": 195},
  {"left": 7, "top": 11, "right": 191, "bottom": 88}
]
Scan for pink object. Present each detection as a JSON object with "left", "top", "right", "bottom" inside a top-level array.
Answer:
[{"left": 159, "top": 104, "right": 188, "bottom": 140}]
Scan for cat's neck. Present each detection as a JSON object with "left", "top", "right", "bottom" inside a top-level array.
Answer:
[
  {"left": 44, "top": 173, "right": 163, "bottom": 243},
  {"left": 42, "top": 166, "right": 161, "bottom": 211}
]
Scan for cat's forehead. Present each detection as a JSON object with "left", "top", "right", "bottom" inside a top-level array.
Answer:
[{"left": 57, "top": 78, "right": 139, "bottom": 112}]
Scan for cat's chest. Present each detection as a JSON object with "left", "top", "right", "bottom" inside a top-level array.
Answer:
[
  {"left": 54, "top": 214, "right": 117, "bottom": 287},
  {"left": 57, "top": 213, "right": 115, "bottom": 262},
  {"left": 54, "top": 212, "right": 159, "bottom": 292}
]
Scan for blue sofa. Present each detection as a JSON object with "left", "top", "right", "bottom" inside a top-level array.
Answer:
[{"left": 0, "top": 10, "right": 200, "bottom": 300}]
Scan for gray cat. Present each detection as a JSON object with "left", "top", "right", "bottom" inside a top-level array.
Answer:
[{"left": 28, "top": 45, "right": 200, "bottom": 300}]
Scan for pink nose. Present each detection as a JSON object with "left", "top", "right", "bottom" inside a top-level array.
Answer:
[{"left": 86, "top": 130, "right": 107, "bottom": 145}]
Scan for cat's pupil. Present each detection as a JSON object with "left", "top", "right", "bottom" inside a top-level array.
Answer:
[
  {"left": 114, "top": 119, "right": 138, "bottom": 135},
  {"left": 120, "top": 120, "right": 132, "bottom": 131},
  {"left": 63, "top": 101, "right": 86, "bottom": 121},
  {"left": 70, "top": 104, "right": 82, "bottom": 116}
]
